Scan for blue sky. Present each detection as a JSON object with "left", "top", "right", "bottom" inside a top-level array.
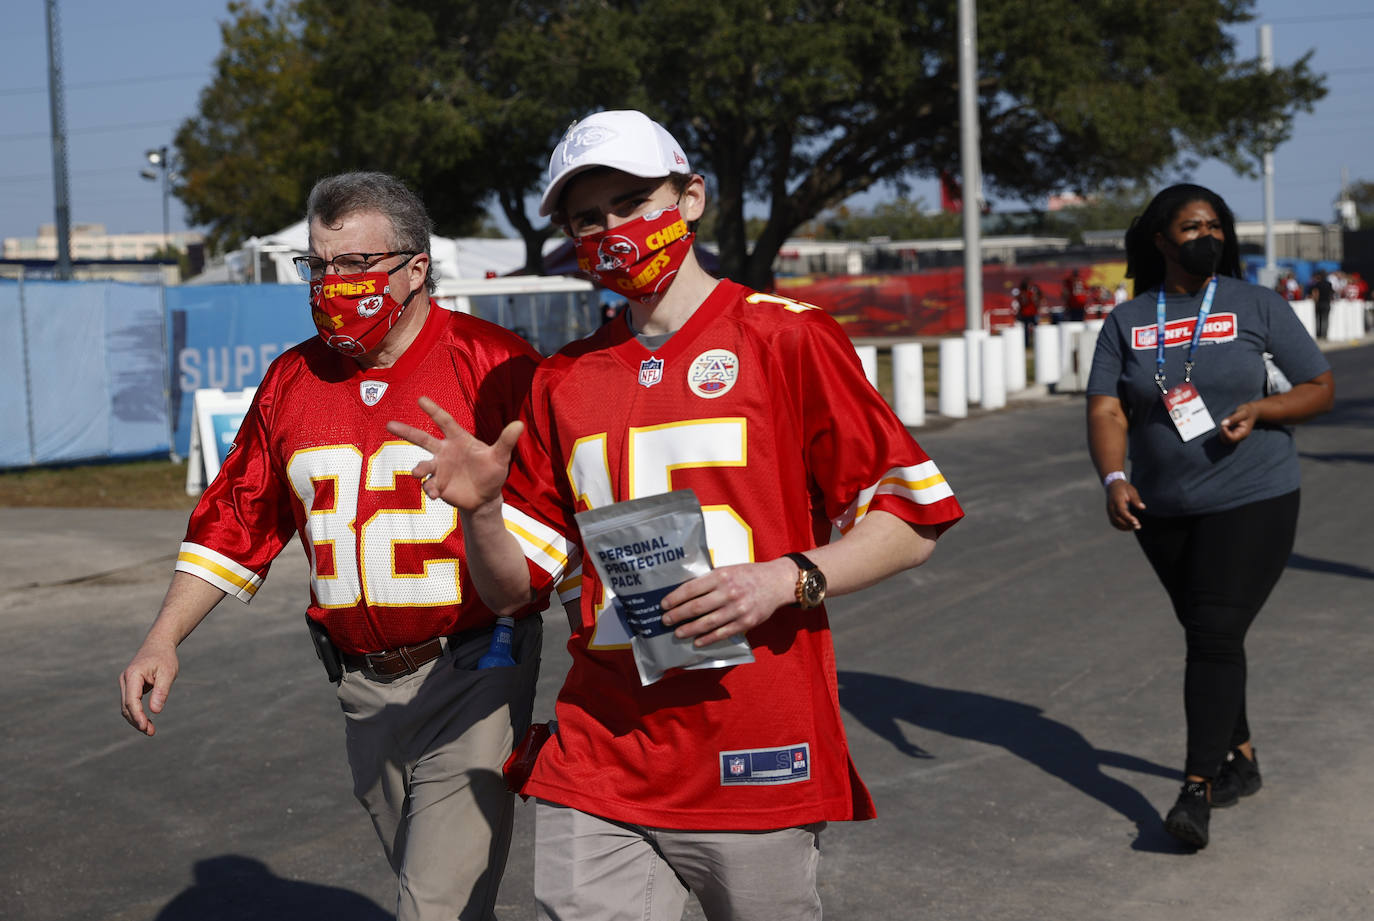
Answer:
[{"left": 3, "top": 0, "right": 1371, "bottom": 245}]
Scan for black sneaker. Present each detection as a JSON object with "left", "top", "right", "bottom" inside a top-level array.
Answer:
[
  {"left": 1164, "top": 780, "right": 1211, "bottom": 849},
  {"left": 1211, "top": 748, "right": 1262, "bottom": 808}
]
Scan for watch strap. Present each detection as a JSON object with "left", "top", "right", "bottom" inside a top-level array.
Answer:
[{"left": 784, "top": 552, "right": 817, "bottom": 572}]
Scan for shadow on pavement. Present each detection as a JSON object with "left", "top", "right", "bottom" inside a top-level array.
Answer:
[
  {"left": 838, "top": 671, "right": 1188, "bottom": 854},
  {"left": 154, "top": 856, "right": 392, "bottom": 921},
  {"left": 1286, "top": 552, "right": 1374, "bottom": 580},
  {"left": 1298, "top": 451, "right": 1374, "bottom": 464}
]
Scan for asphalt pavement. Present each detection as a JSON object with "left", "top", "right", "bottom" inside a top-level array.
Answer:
[{"left": 2, "top": 341, "right": 1370, "bottom": 921}]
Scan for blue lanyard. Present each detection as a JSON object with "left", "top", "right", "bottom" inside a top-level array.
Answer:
[{"left": 1154, "top": 276, "right": 1218, "bottom": 393}]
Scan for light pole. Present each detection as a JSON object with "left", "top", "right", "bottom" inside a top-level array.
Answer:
[{"left": 140, "top": 146, "right": 170, "bottom": 255}]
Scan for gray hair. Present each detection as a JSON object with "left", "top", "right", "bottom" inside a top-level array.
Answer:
[{"left": 305, "top": 171, "right": 437, "bottom": 293}]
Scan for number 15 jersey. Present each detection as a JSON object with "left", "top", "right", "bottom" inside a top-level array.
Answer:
[{"left": 502, "top": 280, "right": 964, "bottom": 830}]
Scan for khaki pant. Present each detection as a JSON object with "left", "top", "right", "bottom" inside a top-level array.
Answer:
[
  {"left": 534, "top": 800, "right": 824, "bottom": 921},
  {"left": 338, "top": 616, "right": 541, "bottom": 921}
]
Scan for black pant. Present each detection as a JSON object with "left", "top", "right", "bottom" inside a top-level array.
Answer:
[{"left": 1134, "top": 490, "right": 1300, "bottom": 779}]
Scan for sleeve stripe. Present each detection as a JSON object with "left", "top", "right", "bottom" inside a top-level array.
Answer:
[
  {"left": 502, "top": 504, "right": 572, "bottom": 579},
  {"left": 833, "top": 462, "right": 955, "bottom": 532},
  {"left": 175, "top": 542, "right": 262, "bottom": 603},
  {"left": 556, "top": 568, "right": 583, "bottom": 607}
]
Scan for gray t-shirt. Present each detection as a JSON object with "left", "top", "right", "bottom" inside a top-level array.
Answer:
[{"left": 1086, "top": 275, "right": 1329, "bottom": 516}]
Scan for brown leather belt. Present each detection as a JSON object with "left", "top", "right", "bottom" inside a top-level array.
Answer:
[{"left": 343, "top": 625, "right": 493, "bottom": 679}]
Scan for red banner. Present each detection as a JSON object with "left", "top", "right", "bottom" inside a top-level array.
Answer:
[{"left": 773, "top": 261, "right": 1129, "bottom": 337}]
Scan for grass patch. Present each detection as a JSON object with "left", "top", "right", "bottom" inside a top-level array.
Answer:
[{"left": 0, "top": 459, "right": 198, "bottom": 509}]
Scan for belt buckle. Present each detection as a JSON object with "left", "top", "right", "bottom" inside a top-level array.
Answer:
[{"left": 363, "top": 642, "right": 425, "bottom": 677}]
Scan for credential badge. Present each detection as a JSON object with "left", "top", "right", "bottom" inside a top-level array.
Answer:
[{"left": 638, "top": 357, "right": 664, "bottom": 389}]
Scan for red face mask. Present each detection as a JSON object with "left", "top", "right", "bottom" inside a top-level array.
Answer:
[
  {"left": 573, "top": 205, "right": 694, "bottom": 302},
  {"left": 309, "top": 261, "right": 420, "bottom": 356}
]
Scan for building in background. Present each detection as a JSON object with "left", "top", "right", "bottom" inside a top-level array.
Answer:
[{"left": 4, "top": 223, "right": 203, "bottom": 262}]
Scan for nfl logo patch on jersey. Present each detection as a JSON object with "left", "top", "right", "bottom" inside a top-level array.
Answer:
[
  {"left": 688, "top": 349, "right": 738, "bottom": 399},
  {"left": 638, "top": 357, "right": 664, "bottom": 388},
  {"left": 359, "top": 380, "right": 389, "bottom": 406}
]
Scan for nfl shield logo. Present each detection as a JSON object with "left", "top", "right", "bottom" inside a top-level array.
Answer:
[
  {"left": 638, "top": 357, "right": 664, "bottom": 388},
  {"left": 729, "top": 757, "right": 745, "bottom": 776},
  {"left": 359, "top": 380, "right": 388, "bottom": 406}
]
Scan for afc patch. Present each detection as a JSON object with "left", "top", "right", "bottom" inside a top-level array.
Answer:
[
  {"left": 638, "top": 357, "right": 664, "bottom": 388},
  {"left": 688, "top": 349, "right": 739, "bottom": 399},
  {"left": 359, "top": 380, "right": 389, "bottom": 406},
  {"left": 719, "top": 743, "right": 810, "bottom": 786}
]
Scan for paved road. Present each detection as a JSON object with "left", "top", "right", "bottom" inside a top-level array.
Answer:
[{"left": 2, "top": 343, "right": 1370, "bottom": 921}]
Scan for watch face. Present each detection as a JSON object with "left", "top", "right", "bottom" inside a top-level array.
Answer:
[{"left": 800, "top": 570, "right": 827, "bottom": 607}]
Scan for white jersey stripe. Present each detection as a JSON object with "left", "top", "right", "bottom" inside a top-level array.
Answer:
[
  {"left": 833, "top": 461, "right": 953, "bottom": 533},
  {"left": 503, "top": 504, "right": 573, "bottom": 581},
  {"left": 174, "top": 541, "right": 262, "bottom": 602}
]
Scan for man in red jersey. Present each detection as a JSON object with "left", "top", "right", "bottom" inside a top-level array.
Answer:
[
  {"left": 118, "top": 172, "right": 542, "bottom": 921},
  {"left": 390, "top": 111, "right": 964, "bottom": 921}
]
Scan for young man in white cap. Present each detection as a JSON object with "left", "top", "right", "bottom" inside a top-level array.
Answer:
[{"left": 389, "top": 110, "right": 965, "bottom": 920}]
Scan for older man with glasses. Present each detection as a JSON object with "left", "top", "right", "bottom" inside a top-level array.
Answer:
[{"left": 119, "top": 171, "right": 544, "bottom": 921}]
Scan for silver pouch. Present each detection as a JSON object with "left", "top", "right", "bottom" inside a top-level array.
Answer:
[{"left": 576, "top": 489, "right": 754, "bottom": 686}]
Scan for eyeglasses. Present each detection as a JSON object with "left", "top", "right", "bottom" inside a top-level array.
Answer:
[{"left": 292, "top": 251, "right": 419, "bottom": 283}]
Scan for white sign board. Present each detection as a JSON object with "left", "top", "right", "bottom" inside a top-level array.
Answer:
[{"left": 185, "top": 387, "right": 256, "bottom": 496}]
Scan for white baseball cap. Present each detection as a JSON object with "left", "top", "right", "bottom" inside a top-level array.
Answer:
[{"left": 539, "top": 110, "right": 691, "bottom": 217}]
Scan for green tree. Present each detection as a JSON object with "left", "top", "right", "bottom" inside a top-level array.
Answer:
[
  {"left": 615, "top": 0, "right": 1323, "bottom": 288},
  {"left": 175, "top": 1, "right": 329, "bottom": 252},
  {"left": 175, "top": 1, "right": 635, "bottom": 268},
  {"left": 175, "top": 0, "right": 1323, "bottom": 286},
  {"left": 1348, "top": 180, "right": 1374, "bottom": 230}
]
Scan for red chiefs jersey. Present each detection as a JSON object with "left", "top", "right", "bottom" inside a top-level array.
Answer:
[
  {"left": 502, "top": 280, "right": 964, "bottom": 830},
  {"left": 175, "top": 303, "right": 540, "bottom": 655}
]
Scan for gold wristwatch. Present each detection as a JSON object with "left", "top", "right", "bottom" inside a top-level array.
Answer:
[{"left": 784, "top": 552, "right": 827, "bottom": 609}]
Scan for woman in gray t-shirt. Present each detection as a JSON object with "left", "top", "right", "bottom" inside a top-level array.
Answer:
[{"left": 1086, "top": 183, "right": 1334, "bottom": 850}]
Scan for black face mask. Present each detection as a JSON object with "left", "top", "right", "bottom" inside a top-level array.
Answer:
[{"left": 1176, "top": 235, "right": 1223, "bottom": 277}]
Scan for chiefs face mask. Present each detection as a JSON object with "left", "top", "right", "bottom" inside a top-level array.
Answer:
[
  {"left": 573, "top": 205, "right": 694, "bottom": 302},
  {"left": 310, "top": 259, "right": 420, "bottom": 356}
]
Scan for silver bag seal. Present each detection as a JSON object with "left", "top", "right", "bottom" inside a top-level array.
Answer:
[{"left": 576, "top": 489, "right": 754, "bottom": 685}]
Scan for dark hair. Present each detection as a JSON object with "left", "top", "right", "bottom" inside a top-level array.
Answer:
[
  {"left": 306, "top": 171, "right": 436, "bottom": 294},
  {"left": 1123, "top": 183, "right": 1241, "bottom": 296}
]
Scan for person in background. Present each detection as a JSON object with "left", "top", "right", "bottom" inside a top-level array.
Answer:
[
  {"left": 1085, "top": 183, "right": 1333, "bottom": 850},
  {"left": 1062, "top": 267, "right": 1088, "bottom": 322},
  {"left": 1013, "top": 276, "right": 1043, "bottom": 335},
  {"left": 119, "top": 172, "right": 543, "bottom": 921},
  {"left": 1307, "top": 270, "right": 1334, "bottom": 339}
]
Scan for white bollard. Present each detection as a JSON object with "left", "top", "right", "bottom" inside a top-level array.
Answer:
[
  {"left": 1291, "top": 299, "right": 1316, "bottom": 340},
  {"left": 1001, "top": 327, "right": 1026, "bottom": 393},
  {"left": 892, "top": 342, "right": 925, "bottom": 427},
  {"left": 1057, "top": 321, "right": 1085, "bottom": 392},
  {"left": 1076, "top": 323, "right": 1102, "bottom": 391},
  {"left": 1332, "top": 299, "right": 1360, "bottom": 341},
  {"left": 981, "top": 335, "right": 1006, "bottom": 410},
  {"left": 963, "top": 329, "right": 987, "bottom": 404},
  {"left": 854, "top": 344, "right": 878, "bottom": 389},
  {"left": 1033, "top": 324, "right": 1059, "bottom": 386},
  {"left": 938, "top": 337, "right": 968, "bottom": 418}
]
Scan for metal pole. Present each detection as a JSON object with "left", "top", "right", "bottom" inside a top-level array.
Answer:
[
  {"left": 958, "top": 0, "right": 983, "bottom": 331},
  {"left": 1260, "top": 24, "right": 1277, "bottom": 282},
  {"left": 44, "top": 0, "right": 73, "bottom": 280},
  {"left": 161, "top": 147, "right": 170, "bottom": 253}
]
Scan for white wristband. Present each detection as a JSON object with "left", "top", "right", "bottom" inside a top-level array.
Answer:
[{"left": 1102, "top": 471, "right": 1127, "bottom": 489}]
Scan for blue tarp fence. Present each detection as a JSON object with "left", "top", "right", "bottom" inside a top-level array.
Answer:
[{"left": 0, "top": 280, "right": 312, "bottom": 468}]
